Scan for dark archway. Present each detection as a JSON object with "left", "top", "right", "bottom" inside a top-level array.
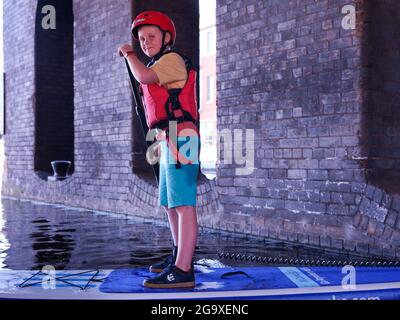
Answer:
[
  {"left": 34, "top": 0, "right": 74, "bottom": 179},
  {"left": 361, "top": 1, "right": 400, "bottom": 194},
  {"left": 130, "top": 0, "right": 200, "bottom": 184}
]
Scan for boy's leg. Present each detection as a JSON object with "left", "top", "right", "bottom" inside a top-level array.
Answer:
[
  {"left": 174, "top": 205, "right": 198, "bottom": 272},
  {"left": 160, "top": 147, "right": 179, "bottom": 248},
  {"left": 149, "top": 206, "right": 179, "bottom": 273},
  {"left": 143, "top": 205, "right": 197, "bottom": 288},
  {"left": 165, "top": 206, "right": 179, "bottom": 246}
]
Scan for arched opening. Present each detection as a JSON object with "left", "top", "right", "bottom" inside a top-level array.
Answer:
[
  {"left": 34, "top": 0, "right": 74, "bottom": 180},
  {"left": 362, "top": 1, "right": 400, "bottom": 194},
  {"left": 130, "top": 0, "right": 200, "bottom": 184}
]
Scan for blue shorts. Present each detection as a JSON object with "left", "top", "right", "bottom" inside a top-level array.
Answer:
[{"left": 158, "top": 136, "right": 200, "bottom": 209}]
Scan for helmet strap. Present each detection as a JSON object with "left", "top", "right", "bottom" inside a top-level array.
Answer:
[{"left": 151, "top": 31, "right": 171, "bottom": 63}]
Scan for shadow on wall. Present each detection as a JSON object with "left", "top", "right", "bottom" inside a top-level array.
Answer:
[{"left": 361, "top": 0, "right": 400, "bottom": 195}]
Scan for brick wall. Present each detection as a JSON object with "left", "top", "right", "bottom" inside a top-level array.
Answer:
[
  {"left": 216, "top": 0, "right": 364, "bottom": 215},
  {"left": 3, "top": 0, "right": 36, "bottom": 177},
  {"left": 215, "top": 0, "right": 400, "bottom": 258},
  {"left": 2, "top": 0, "right": 400, "bottom": 259}
]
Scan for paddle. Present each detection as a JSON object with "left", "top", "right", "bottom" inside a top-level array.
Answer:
[{"left": 124, "top": 58, "right": 159, "bottom": 185}]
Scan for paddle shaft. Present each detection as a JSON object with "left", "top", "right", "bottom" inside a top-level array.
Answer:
[{"left": 124, "top": 58, "right": 159, "bottom": 185}]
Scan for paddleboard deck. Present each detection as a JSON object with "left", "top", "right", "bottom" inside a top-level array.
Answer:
[{"left": 1, "top": 266, "right": 400, "bottom": 300}]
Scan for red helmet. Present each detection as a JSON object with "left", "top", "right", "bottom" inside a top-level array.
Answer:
[{"left": 131, "top": 11, "right": 176, "bottom": 45}]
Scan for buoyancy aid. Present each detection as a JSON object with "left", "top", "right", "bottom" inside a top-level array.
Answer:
[{"left": 139, "top": 51, "right": 200, "bottom": 168}]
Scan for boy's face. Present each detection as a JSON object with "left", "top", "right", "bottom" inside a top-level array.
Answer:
[{"left": 138, "top": 25, "right": 165, "bottom": 58}]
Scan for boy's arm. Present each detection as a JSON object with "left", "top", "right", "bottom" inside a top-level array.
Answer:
[
  {"left": 118, "top": 44, "right": 158, "bottom": 84},
  {"left": 125, "top": 52, "right": 159, "bottom": 84}
]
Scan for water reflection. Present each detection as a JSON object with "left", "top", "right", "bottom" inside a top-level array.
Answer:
[
  {"left": 30, "top": 218, "right": 75, "bottom": 269},
  {"left": 0, "top": 197, "right": 374, "bottom": 271}
]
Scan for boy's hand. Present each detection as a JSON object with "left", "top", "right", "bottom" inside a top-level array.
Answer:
[
  {"left": 155, "top": 129, "right": 166, "bottom": 141},
  {"left": 118, "top": 44, "right": 134, "bottom": 57}
]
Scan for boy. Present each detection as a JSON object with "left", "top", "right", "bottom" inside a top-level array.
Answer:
[{"left": 118, "top": 11, "right": 199, "bottom": 289}]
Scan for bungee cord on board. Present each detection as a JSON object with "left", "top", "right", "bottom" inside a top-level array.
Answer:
[{"left": 218, "top": 252, "right": 400, "bottom": 268}]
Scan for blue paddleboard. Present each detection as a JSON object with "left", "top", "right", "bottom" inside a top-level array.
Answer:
[
  {"left": 1, "top": 266, "right": 400, "bottom": 300},
  {"left": 99, "top": 265, "right": 400, "bottom": 300}
]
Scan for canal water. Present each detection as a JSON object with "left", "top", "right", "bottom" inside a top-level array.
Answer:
[{"left": 0, "top": 197, "right": 373, "bottom": 271}]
